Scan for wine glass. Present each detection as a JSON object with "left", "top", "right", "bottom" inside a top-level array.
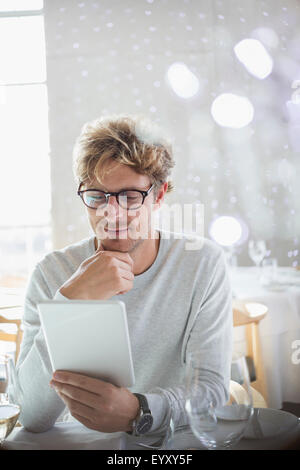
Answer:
[
  {"left": 0, "top": 354, "right": 20, "bottom": 447},
  {"left": 184, "top": 354, "right": 253, "bottom": 450},
  {"left": 248, "top": 240, "right": 267, "bottom": 269}
]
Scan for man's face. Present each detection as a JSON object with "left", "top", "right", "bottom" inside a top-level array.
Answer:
[{"left": 82, "top": 162, "right": 163, "bottom": 253}]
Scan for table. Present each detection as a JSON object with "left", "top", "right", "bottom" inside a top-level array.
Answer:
[
  {"left": 3, "top": 419, "right": 300, "bottom": 450},
  {"left": 229, "top": 266, "right": 300, "bottom": 409}
]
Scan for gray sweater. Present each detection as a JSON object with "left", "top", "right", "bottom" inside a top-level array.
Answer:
[{"left": 9, "top": 228, "right": 233, "bottom": 434}]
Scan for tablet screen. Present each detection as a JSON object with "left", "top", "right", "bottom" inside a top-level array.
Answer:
[{"left": 38, "top": 300, "right": 135, "bottom": 388}]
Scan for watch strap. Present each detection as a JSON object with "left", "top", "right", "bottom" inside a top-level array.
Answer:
[
  {"left": 126, "top": 393, "right": 152, "bottom": 435},
  {"left": 134, "top": 393, "right": 151, "bottom": 414}
]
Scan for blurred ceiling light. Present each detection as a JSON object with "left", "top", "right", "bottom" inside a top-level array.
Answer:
[
  {"left": 209, "top": 216, "right": 242, "bottom": 246},
  {"left": 251, "top": 27, "right": 279, "bottom": 49},
  {"left": 211, "top": 93, "right": 254, "bottom": 128},
  {"left": 234, "top": 38, "right": 273, "bottom": 79},
  {"left": 167, "top": 62, "right": 200, "bottom": 98}
]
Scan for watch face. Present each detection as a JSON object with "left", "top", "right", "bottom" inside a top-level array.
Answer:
[{"left": 136, "top": 413, "right": 153, "bottom": 435}]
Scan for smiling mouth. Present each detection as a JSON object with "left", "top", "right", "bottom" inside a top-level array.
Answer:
[{"left": 105, "top": 227, "right": 128, "bottom": 232}]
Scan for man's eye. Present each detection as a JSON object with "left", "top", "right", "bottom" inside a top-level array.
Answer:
[
  {"left": 121, "top": 192, "right": 140, "bottom": 198},
  {"left": 86, "top": 194, "right": 106, "bottom": 203}
]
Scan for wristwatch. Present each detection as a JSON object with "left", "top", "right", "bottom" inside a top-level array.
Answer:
[{"left": 127, "top": 393, "right": 153, "bottom": 436}]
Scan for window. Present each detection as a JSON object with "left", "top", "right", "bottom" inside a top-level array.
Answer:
[{"left": 0, "top": 0, "right": 51, "bottom": 288}]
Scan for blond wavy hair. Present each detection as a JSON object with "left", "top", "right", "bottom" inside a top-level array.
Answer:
[{"left": 72, "top": 114, "right": 175, "bottom": 196}]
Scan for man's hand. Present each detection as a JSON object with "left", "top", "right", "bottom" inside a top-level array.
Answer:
[
  {"left": 50, "top": 371, "right": 140, "bottom": 433},
  {"left": 59, "top": 246, "right": 134, "bottom": 300}
]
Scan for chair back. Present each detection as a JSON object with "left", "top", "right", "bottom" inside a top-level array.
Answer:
[
  {"left": 0, "top": 310, "right": 23, "bottom": 363},
  {"left": 232, "top": 299, "right": 268, "bottom": 406}
]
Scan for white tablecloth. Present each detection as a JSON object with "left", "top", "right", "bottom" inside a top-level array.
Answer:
[
  {"left": 4, "top": 419, "right": 300, "bottom": 450},
  {"left": 229, "top": 266, "right": 300, "bottom": 409}
]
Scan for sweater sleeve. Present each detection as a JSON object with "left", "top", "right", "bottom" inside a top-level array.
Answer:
[
  {"left": 144, "top": 250, "right": 233, "bottom": 434},
  {"left": 8, "top": 264, "right": 67, "bottom": 432}
]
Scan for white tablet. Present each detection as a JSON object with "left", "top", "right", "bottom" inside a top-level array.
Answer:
[{"left": 37, "top": 300, "right": 135, "bottom": 388}]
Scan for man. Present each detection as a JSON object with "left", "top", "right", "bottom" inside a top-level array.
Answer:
[{"left": 10, "top": 114, "right": 233, "bottom": 436}]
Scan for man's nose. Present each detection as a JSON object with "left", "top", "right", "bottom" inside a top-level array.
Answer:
[
  {"left": 107, "top": 195, "right": 118, "bottom": 207},
  {"left": 105, "top": 195, "right": 127, "bottom": 217}
]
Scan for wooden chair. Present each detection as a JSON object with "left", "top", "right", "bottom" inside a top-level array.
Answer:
[
  {"left": 232, "top": 299, "right": 268, "bottom": 406},
  {"left": 0, "top": 310, "right": 23, "bottom": 363}
]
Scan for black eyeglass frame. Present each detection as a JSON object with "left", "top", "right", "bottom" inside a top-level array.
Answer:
[{"left": 77, "top": 182, "right": 155, "bottom": 210}]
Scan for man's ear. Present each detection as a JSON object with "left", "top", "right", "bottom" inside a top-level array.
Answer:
[{"left": 153, "top": 182, "right": 168, "bottom": 210}]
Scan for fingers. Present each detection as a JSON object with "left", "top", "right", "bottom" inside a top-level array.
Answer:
[
  {"left": 94, "top": 250, "right": 133, "bottom": 268},
  {"left": 52, "top": 371, "right": 113, "bottom": 395},
  {"left": 57, "top": 391, "right": 96, "bottom": 423},
  {"left": 90, "top": 249, "right": 134, "bottom": 270},
  {"left": 50, "top": 374, "right": 117, "bottom": 431},
  {"left": 50, "top": 372, "right": 139, "bottom": 433},
  {"left": 108, "top": 252, "right": 134, "bottom": 270},
  {"left": 114, "top": 259, "right": 134, "bottom": 272},
  {"left": 51, "top": 380, "right": 100, "bottom": 409},
  {"left": 118, "top": 267, "right": 135, "bottom": 281}
]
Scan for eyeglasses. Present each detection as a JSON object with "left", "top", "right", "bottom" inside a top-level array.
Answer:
[{"left": 77, "top": 182, "right": 155, "bottom": 210}]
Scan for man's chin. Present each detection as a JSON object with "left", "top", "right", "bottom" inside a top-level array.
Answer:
[{"left": 101, "top": 235, "right": 144, "bottom": 252}]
